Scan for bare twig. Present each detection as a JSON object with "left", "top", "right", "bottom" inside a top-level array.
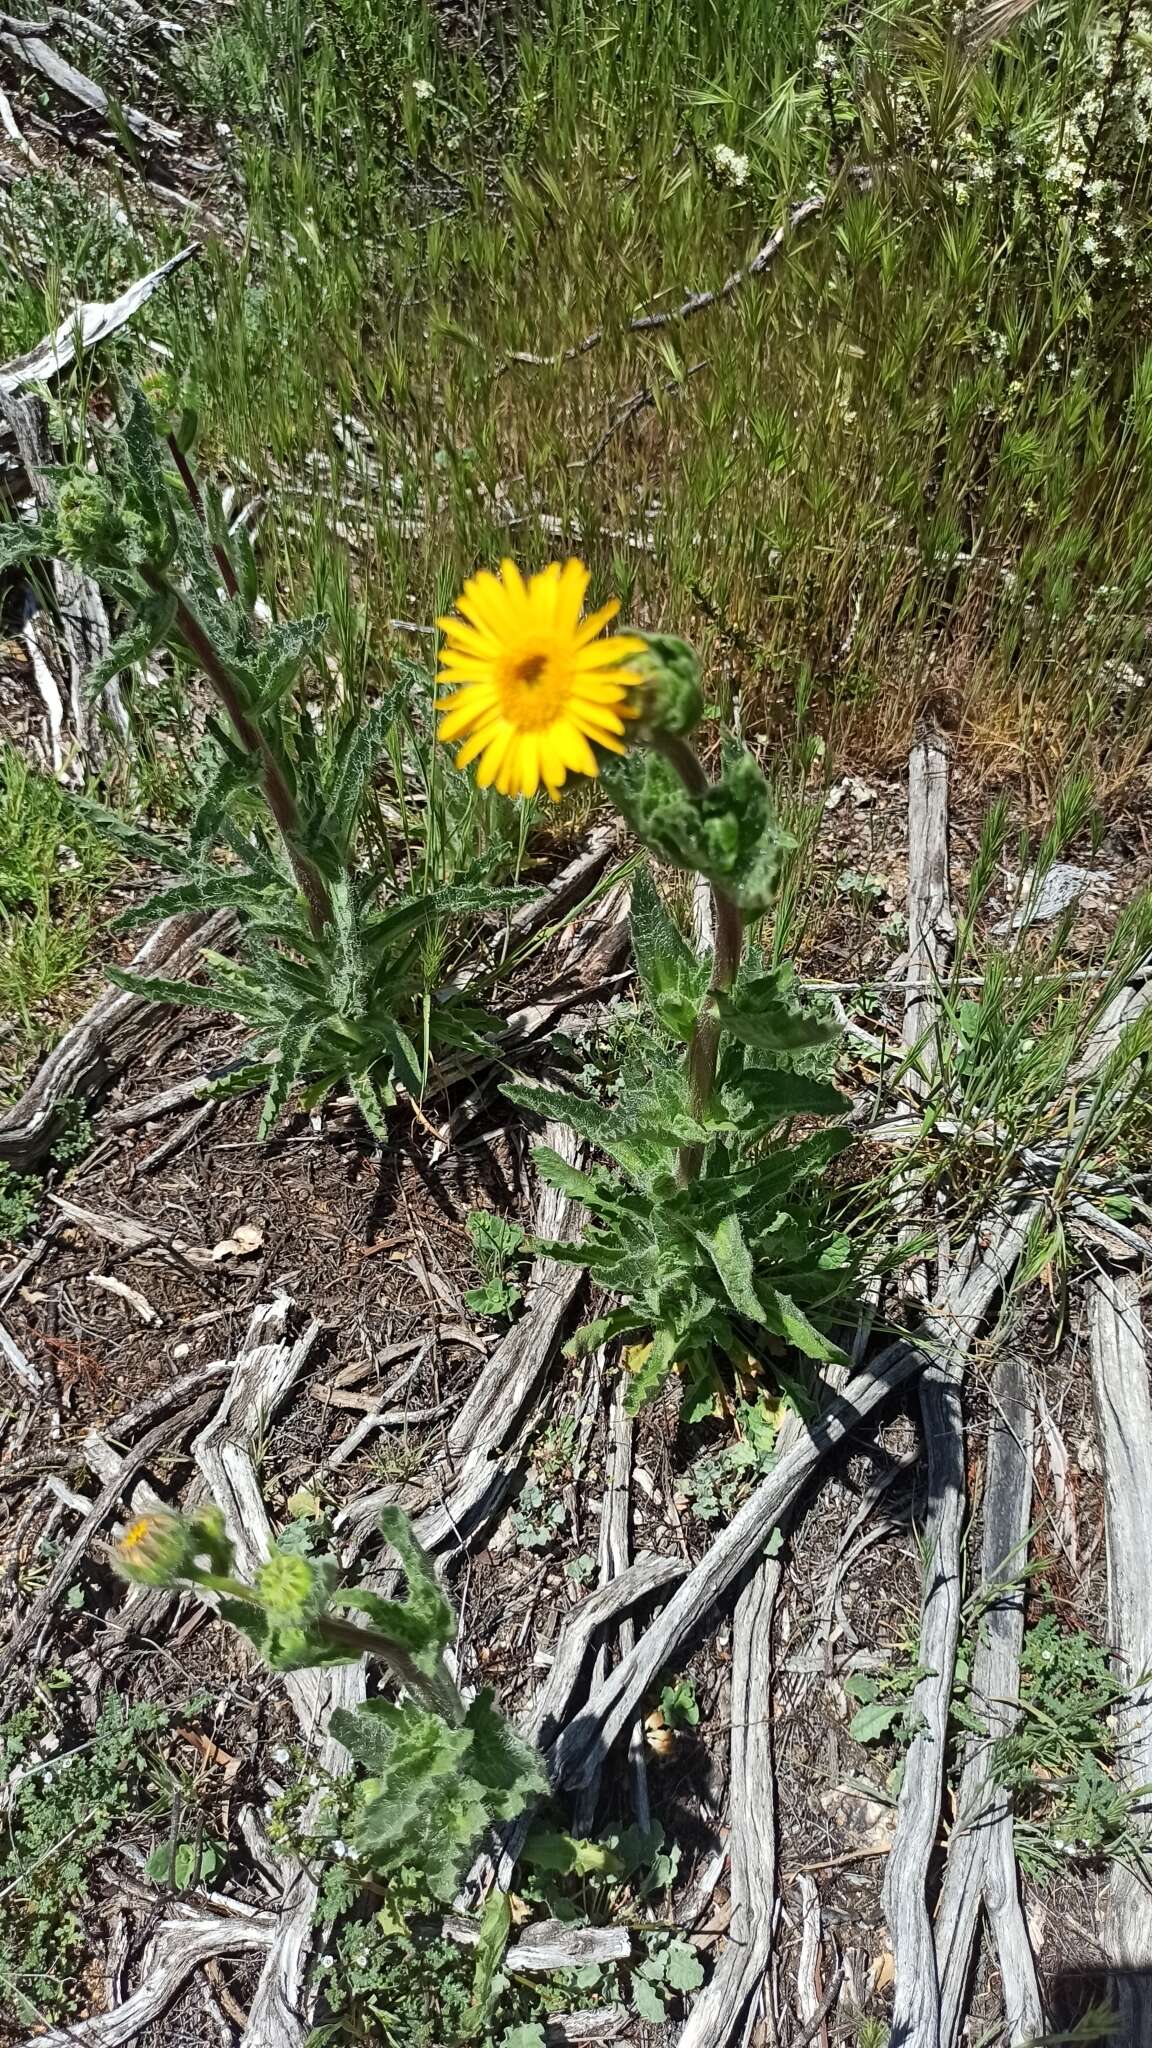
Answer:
[{"left": 506, "top": 188, "right": 861, "bottom": 369}]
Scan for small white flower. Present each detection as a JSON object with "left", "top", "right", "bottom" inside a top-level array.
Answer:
[
  {"left": 271, "top": 1745, "right": 291, "bottom": 1765},
  {"left": 412, "top": 77, "right": 434, "bottom": 100},
  {"left": 712, "top": 143, "right": 750, "bottom": 186},
  {"left": 215, "top": 121, "right": 232, "bottom": 138},
  {"left": 354, "top": 1952, "right": 370, "bottom": 1969},
  {"left": 331, "top": 1839, "right": 349, "bottom": 1858}
]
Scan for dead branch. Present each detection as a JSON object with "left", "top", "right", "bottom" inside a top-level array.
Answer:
[
  {"left": 506, "top": 186, "right": 862, "bottom": 370},
  {"left": 338, "top": 1122, "right": 587, "bottom": 1557},
  {"left": 0, "top": 30, "right": 179, "bottom": 143},
  {"left": 0, "top": 1388, "right": 218, "bottom": 1698},
  {"left": 549, "top": 1207, "right": 1035, "bottom": 1793},
  {"left": 0, "top": 907, "right": 235, "bottom": 1170},
  {"left": 675, "top": 1511, "right": 792, "bottom": 2047},
  {"left": 1089, "top": 1265, "right": 1152, "bottom": 2032},
  {"left": 934, "top": 1352, "right": 1043, "bottom": 2048},
  {"left": 0, "top": 248, "right": 198, "bottom": 397},
  {"left": 9, "top": 1904, "right": 276, "bottom": 2048}
]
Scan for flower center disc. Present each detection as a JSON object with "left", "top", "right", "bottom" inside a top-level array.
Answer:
[{"left": 500, "top": 647, "right": 567, "bottom": 729}]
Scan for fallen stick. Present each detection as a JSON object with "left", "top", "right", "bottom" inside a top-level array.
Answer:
[
  {"left": 933, "top": 1352, "right": 1043, "bottom": 2048},
  {"left": 8, "top": 1904, "right": 276, "bottom": 2048},
  {"left": 338, "top": 1122, "right": 586, "bottom": 1556},
  {"left": 674, "top": 1522, "right": 791, "bottom": 2048},
  {"left": 0, "top": 907, "right": 235, "bottom": 1170},
  {"left": 549, "top": 1208, "right": 1036, "bottom": 1792},
  {"left": 0, "top": 248, "right": 198, "bottom": 397},
  {"left": 505, "top": 181, "right": 866, "bottom": 369},
  {"left": 1089, "top": 1264, "right": 1152, "bottom": 2044},
  {"left": 0, "top": 1388, "right": 218, "bottom": 1698},
  {"left": 0, "top": 31, "right": 179, "bottom": 142}
]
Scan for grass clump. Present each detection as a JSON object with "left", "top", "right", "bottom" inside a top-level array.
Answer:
[{"left": 0, "top": 746, "right": 122, "bottom": 1091}]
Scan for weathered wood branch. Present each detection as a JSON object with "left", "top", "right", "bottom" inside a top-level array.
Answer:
[
  {"left": 933, "top": 1353, "right": 1043, "bottom": 2048},
  {"left": 1089, "top": 1265, "right": 1152, "bottom": 2046},
  {"left": 0, "top": 908, "right": 234, "bottom": 1170}
]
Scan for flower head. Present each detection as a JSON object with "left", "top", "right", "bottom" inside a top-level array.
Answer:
[
  {"left": 115, "top": 1511, "right": 194, "bottom": 1587},
  {"left": 436, "top": 558, "right": 645, "bottom": 800}
]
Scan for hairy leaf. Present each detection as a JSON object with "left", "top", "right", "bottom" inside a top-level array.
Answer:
[
  {"left": 257, "top": 1012, "right": 316, "bottom": 1138},
  {"left": 630, "top": 862, "right": 707, "bottom": 1041},
  {"left": 464, "top": 1690, "right": 548, "bottom": 1817},
  {"left": 605, "top": 743, "right": 792, "bottom": 915},
  {"left": 83, "top": 589, "right": 177, "bottom": 699},
  {"left": 716, "top": 973, "right": 839, "bottom": 1053}
]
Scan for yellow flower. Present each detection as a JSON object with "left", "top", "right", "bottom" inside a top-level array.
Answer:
[
  {"left": 436, "top": 558, "right": 645, "bottom": 800},
  {"left": 115, "top": 1510, "right": 192, "bottom": 1586}
]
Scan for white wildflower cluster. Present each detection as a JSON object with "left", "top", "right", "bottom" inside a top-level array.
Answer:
[
  {"left": 712, "top": 142, "right": 750, "bottom": 187},
  {"left": 411, "top": 77, "right": 434, "bottom": 101},
  {"left": 815, "top": 38, "right": 841, "bottom": 79},
  {"left": 1097, "top": 657, "right": 1147, "bottom": 696}
]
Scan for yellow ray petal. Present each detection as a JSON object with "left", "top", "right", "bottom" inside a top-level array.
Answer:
[
  {"left": 553, "top": 721, "right": 599, "bottom": 778},
  {"left": 457, "top": 568, "right": 518, "bottom": 636},
  {"left": 499, "top": 558, "right": 528, "bottom": 609},
  {"left": 455, "top": 715, "right": 509, "bottom": 769},
  {"left": 435, "top": 619, "right": 501, "bottom": 659},
  {"left": 555, "top": 558, "right": 591, "bottom": 634},
  {"left": 572, "top": 597, "right": 622, "bottom": 646},
  {"left": 539, "top": 730, "right": 569, "bottom": 790}
]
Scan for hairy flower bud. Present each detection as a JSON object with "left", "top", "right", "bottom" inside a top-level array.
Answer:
[
  {"left": 631, "top": 633, "right": 704, "bottom": 738},
  {"left": 255, "top": 1551, "right": 320, "bottom": 1624},
  {"left": 55, "top": 473, "right": 149, "bottom": 570}
]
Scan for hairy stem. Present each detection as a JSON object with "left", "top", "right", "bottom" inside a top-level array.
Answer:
[
  {"left": 319, "top": 1614, "right": 467, "bottom": 1724},
  {"left": 647, "top": 729, "right": 745, "bottom": 1183},
  {"left": 142, "top": 566, "right": 332, "bottom": 940}
]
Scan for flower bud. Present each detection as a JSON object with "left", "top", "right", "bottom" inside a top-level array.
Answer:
[
  {"left": 255, "top": 1551, "right": 320, "bottom": 1625},
  {"left": 631, "top": 633, "right": 704, "bottom": 738},
  {"left": 186, "top": 1504, "right": 235, "bottom": 1579},
  {"left": 55, "top": 473, "right": 149, "bottom": 570}
]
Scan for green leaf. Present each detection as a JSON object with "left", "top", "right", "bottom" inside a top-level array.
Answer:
[
  {"left": 605, "top": 742, "right": 793, "bottom": 915},
  {"left": 111, "top": 872, "right": 282, "bottom": 932},
  {"left": 726, "top": 1067, "right": 851, "bottom": 1123},
  {"left": 522, "top": 1827, "right": 623, "bottom": 1875},
  {"left": 254, "top": 612, "right": 330, "bottom": 709},
  {"left": 463, "top": 1888, "right": 511, "bottom": 2037},
  {"left": 103, "top": 965, "right": 233, "bottom": 1015},
  {"left": 0, "top": 518, "right": 55, "bottom": 570},
  {"left": 257, "top": 1013, "right": 316, "bottom": 1139},
  {"left": 716, "top": 975, "right": 839, "bottom": 1053},
  {"left": 697, "top": 1213, "right": 764, "bottom": 1321},
  {"left": 760, "top": 1286, "right": 847, "bottom": 1364},
  {"left": 499, "top": 2028, "right": 547, "bottom": 2048},
  {"left": 665, "top": 1940, "right": 706, "bottom": 1992},
  {"left": 634, "top": 1978, "right": 668, "bottom": 2023},
  {"left": 84, "top": 589, "right": 177, "bottom": 699},
  {"left": 503, "top": 1081, "right": 664, "bottom": 1184},
  {"left": 630, "top": 862, "right": 707, "bottom": 1041},
  {"left": 465, "top": 1277, "right": 522, "bottom": 1317},
  {"left": 623, "top": 1324, "right": 681, "bottom": 1415},
  {"left": 376, "top": 1015, "right": 425, "bottom": 1097},
  {"left": 467, "top": 1210, "right": 526, "bottom": 1265},
  {"left": 464, "top": 1690, "right": 549, "bottom": 1818},
  {"left": 849, "top": 1699, "right": 906, "bottom": 1744},
  {"left": 350, "top": 1068, "right": 390, "bottom": 1141},
  {"left": 563, "top": 1305, "right": 649, "bottom": 1359},
  {"left": 332, "top": 1699, "right": 490, "bottom": 1898},
  {"left": 332, "top": 1507, "right": 456, "bottom": 1662}
]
